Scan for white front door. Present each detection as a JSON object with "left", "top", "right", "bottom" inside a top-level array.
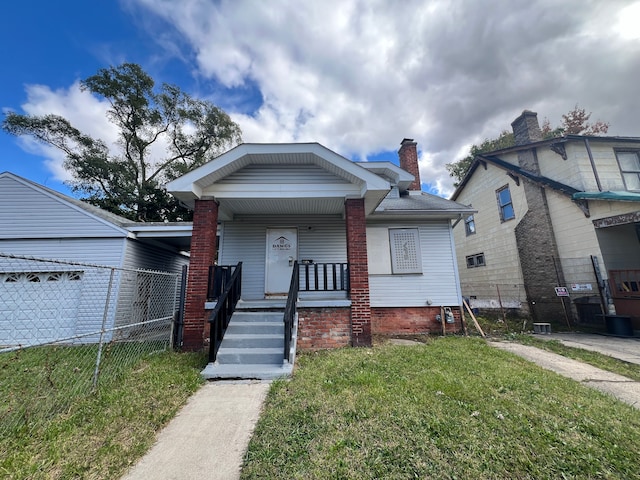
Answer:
[{"left": 265, "top": 228, "right": 297, "bottom": 296}]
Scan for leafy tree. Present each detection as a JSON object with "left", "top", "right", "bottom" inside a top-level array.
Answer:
[
  {"left": 542, "top": 104, "right": 609, "bottom": 137},
  {"left": 2, "top": 63, "right": 242, "bottom": 221},
  {"left": 446, "top": 130, "right": 514, "bottom": 186},
  {"left": 447, "top": 105, "right": 609, "bottom": 186}
]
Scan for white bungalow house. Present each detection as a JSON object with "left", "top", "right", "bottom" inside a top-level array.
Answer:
[
  {"left": 0, "top": 172, "right": 191, "bottom": 349},
  {"left": 166, "top": 139, "right": 474, "bottom": 378}
]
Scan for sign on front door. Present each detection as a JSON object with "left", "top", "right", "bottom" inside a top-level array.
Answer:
[{"left": 265, "top": 228, "right": 297, "bottom": 296}]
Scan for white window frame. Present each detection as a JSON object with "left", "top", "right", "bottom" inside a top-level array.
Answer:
[
  {"left": 616, "top": 150, "right": 640, "bottom": 191},
  {"left": 389, "top": 228, "right": 423, "bottom": 274},
  {"left": 464, "top": 214, "right": 476, "bottom": 236}
]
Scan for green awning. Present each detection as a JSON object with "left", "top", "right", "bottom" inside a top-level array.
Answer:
[{"left": 572, "top": 191, "right": 640, "bottom": 202}]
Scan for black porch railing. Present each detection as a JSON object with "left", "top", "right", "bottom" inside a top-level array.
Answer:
[
  {"left": 207, "top": 264, "right": 238, "bottom": 301},
  {"left": 208, "top": 262, "right": 242, "bottom": 363},
  {"left": 299, "top": 262, "right": 350, "bottom": 292},
  {"left": 284, "top": 261, "right": 300, "bottom": 362}
]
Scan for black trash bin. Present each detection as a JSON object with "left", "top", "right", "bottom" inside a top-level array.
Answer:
[{"left": 604, "top": 315, "right": 634, "bottom": 337}]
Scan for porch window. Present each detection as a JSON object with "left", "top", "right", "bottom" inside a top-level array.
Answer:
[
  {"left": 496, "top": 185, "right": 515, "bottom": 222},
  {"left": 466, "top": 253, "right": 485, "bottom": 268},
  {"left": 464, "top": 214, "right": 476, "bottom": 236},
  {"left": 616, "top": 150, "right": 640, "bottom": 191},
  {"left": 389, "top": 228, "right": 422, "bottom": 274}
]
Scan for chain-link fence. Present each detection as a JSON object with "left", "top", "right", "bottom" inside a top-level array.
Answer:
[
  {"left": 461, "top": 256, "right": 607, "bottom": 326},
  {"left": 0, "top": 253, "right": 186, "bottom": 436}
]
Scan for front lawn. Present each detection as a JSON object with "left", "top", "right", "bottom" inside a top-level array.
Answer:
[
  {"left": 0, "top": 347, "right": 205, "bottom": 479},
  {"left": 242, "top": 337, "right": 640, "bottom": 479}
]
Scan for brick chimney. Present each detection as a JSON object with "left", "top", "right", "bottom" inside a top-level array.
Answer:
[
  {"left": 511, "top": 110, "right": 543, "bottom": 146},
  {"left": 398, "top": 138, "right": 421, "bottom": 191}
]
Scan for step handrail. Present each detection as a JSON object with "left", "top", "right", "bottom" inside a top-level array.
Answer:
[
  {"left": 284, "top": 261, "right": 299, "bottom": 362},
  {"left": 208, "top": 262, "right": 242, "bottom": 363}
]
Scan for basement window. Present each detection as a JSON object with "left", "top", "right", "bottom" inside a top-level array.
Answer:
[
  {"left": 466, "top": 253, "right": 485, "bottom": 268},
  {"left": 389, "top": 228, "right": 423, "bottom": 274}
]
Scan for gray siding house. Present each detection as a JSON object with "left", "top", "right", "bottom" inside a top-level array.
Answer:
[{"left": 0, "top": 172, "right": 191, "bottom": 348}]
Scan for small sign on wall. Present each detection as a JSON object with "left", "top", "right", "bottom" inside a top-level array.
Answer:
[
  {"left": 571, "top": 283, "right": 593, "bottom": 291},
  {"left": 554, "top": 286, "right": 570, "bottom": 297}
]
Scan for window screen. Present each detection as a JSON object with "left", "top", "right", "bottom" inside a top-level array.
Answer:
[{"left": 389, "top": 228, "right": 423, "bottom": 274}]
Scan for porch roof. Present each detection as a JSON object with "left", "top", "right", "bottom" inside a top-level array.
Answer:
[
  {"left": 371, "top": 191, "right": 476, "bottom": 220},
  {"left": 166, "top": 143, "right": 391, "bottom": 219},
  {"left": 573, "top": 191, "right": 640, "bottom": 202}
]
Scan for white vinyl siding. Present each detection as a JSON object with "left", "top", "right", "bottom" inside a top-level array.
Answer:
[
  {"left": 216, "top": 164, "right": 351, "bottom": 185},
  {"left": 368, "top": 222, "right": 461, "bottom": 306},
  {"left": 0, "top": 176, "right": 126, "bottom": 239},
  {"left": 219, "top": 215, "right": 346, "bottom": 300},
  {"left": 121, "top": 240, "right": 189, "bottom": 273}
]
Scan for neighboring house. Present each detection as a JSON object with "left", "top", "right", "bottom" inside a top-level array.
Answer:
[
  {"left": 451, "top": 111, "right": 640, "bottom": 332},
  {"left": 167, "top": 139, "right": 475, "bottom": 353},
  {"left": 0, "top": 172, "right": 191, "bottom": 348}
]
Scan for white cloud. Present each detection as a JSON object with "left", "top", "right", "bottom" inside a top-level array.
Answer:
[
  {"left": 20, "top": 0, "right": 640, "bottom": 197},
  {"left": 128, "top": 0, "right": 640, "bottom": 197},
  {"left": 17, "top": 82, "right": 116, "bottom": 182}
]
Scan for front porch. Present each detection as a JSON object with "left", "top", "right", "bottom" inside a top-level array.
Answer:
[{"left": 201, "top": 261, "right": 353, "bottom": 380}]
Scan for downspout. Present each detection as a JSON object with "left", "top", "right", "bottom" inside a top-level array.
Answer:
[
  {"left": 451, "top": 214, "right": 464, "bottom": 229},
  {"left": 584, "top": 138, "right": 602, "bottom": 192}
]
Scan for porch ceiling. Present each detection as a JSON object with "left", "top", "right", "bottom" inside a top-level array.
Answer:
[{"left": 217, "top": 197, "right": 346, "bottom": 220}]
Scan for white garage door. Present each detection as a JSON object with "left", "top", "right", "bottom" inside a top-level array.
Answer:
[{"left": 0, "top": 270, "right": 83, "bottom": 348}]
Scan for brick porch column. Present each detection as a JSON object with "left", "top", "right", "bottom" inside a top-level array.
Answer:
[
  {"left": 183, "top": 198, "right": 218, "bottom": 351},
  {"left": 345, "top": 198, "right": 371, "bottom": 347}
]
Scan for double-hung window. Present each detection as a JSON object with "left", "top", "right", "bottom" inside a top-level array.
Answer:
[
  {"left": 464, "top": 214, "right": 476, "bottom": 236},
  {"left": 496, "top": 185, "right": 515, "bottom": 222},
  {"left": 616, "top": 150, "right": 640, "bottom": 191}
]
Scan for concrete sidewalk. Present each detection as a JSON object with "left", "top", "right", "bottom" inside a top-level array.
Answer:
[
  {"left": 120, "top": 381, "right": 270, "bottom": 480},
  {"left": 536, "top": 332, "right": 640, "bottom": 365},
  {"left": 491, "top": 340, "right": 640, "bottom": 410}
]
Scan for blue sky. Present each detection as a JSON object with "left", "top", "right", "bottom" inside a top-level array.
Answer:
[{"left": 2, "top": 0, "right": 640, "bottom": 199}]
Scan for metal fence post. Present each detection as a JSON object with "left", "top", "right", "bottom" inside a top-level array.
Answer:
[
  {"left": 92, "top": 267, "right": 115, "bottom": 390},
  {"left": 173, "top": 265, "right": 188, "bottom": 349}
]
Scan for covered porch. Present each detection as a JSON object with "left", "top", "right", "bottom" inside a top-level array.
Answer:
[
  {"left": 166, "top": 143, "right": 392, "bottom": 352},
  {"left": 593, "top": 210, "right": 640, "bottom": 333}
]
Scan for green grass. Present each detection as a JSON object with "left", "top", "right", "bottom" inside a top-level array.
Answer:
[
  {"left": 241, "top": 337, "right": 640, "bottom": 479},
  {"left": 0, "top": 346, "right": 205, "bottom": 479}
]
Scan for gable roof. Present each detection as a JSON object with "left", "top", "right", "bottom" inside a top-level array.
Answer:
[
  {"left": 451, "top": 134, "right": 640, "bottom": 201},
  {"left": 0, "top": 172, "right": 192, "bottom": 249},
  {"left": 450, "top": 153, "right": 581, "bottom": 202},
  {"left": 354, "top": 161, "right": 415, "bottom": 191},
  {"left": 166, "top": 142, "right": 392, "bottom": 216},
  {"left": 0, "top": 171, "right": 131, "bottom": 234}
]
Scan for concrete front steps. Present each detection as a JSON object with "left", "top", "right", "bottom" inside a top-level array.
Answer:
[{"left": 201, "top": 310, "right": 296, "bottom": 380}]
